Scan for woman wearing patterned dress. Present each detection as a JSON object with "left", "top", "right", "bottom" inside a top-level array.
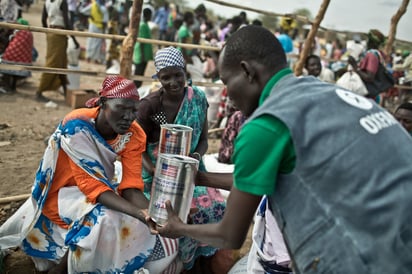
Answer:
[{"left": 137, "top": 46, "right": 228, "bottom": 272}]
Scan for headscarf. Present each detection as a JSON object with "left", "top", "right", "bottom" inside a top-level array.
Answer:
[
  {"left": 152, "top": 46, "right": 185, "bottom": 78},
  {"left": 85, "top": 75, "right": 140, "bottom": 107},
  {"left": 367, "top": 29, "right": 385, "bottom": 47},
  {"left": 17, "top": 18, "right": 29, "bottom": 26}
]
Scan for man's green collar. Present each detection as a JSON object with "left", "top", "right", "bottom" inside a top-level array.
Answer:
[{"left": 259, "top": 68, "right": 293, "bottom": 105}]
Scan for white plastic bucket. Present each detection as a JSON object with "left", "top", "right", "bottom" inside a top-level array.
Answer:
[{"left": 67, "top": 64, "right": 80, "bottom": 90}]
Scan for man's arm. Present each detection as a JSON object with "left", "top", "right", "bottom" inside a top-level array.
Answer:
[
  {"left": 348, "top": 54, "right": 377, "bottom": 83},
  {"left": 195, "top": 171, "right": 233, "bottom": 191},
  {"left": 156, "top": 187, "right": 261, "bottom": 249},
  {"left": 60, "top": 0, "right": 71, "bottom": 29},
  {"left": 41, "top": 4, "right": 48, "bottom": 28}
]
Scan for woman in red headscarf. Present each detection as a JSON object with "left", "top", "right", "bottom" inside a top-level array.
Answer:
[{"left": 0, "top": 76, "right": 178, "bottom": 273}]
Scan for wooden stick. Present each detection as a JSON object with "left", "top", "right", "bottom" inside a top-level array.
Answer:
[
  {"left": 0, "top": 22, "right": 221, "bottom": 51},
  {"left": 120, "top": 0, "right": 142, "bottom": 78},
  {"left": 383, "top": 0, "right": 410, "bottom": 58},
  {"left": 0, "top": 22, "right": 124, "bottom": 40},
  {"left": 395, "top": 85, "right": 412, "bottom": 90},
  {"left": 0, "top": 194, "right": 30, "bottom": 204},
  {"left": 0, "top": 63, "right": 225, "bottom": 88},
  {"left": 208, "top": 127, "right": 225, "bottom": 134},
  {"left": 294, "top": 0, "right": 330, "bottom": 76},
  {"left": 206, "top": 0, "right": 327, "bottom": 31}
]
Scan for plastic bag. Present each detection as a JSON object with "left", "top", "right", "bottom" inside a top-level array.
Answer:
[{"left": 336, "top": 70, "right": 368, "bottom": 96}]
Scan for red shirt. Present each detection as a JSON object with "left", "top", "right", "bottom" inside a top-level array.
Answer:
[
  {"left": 359, "top": 51, "right": 380, "bottom": 75},
  {"left": 2, "top": 30, "right": 33, "bottom": 63}
]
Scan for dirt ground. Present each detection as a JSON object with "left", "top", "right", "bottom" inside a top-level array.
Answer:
[
  {"left": 0, "top": 2, "right": 105, "bottom": 200},
  {"left": 0, "top": 2, "right": 250, "bottom": 273}
]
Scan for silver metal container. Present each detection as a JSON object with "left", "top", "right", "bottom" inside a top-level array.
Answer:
[
  {"left": 148, "top": 153, "right": 199, "bottom": 226},
  {"left": 159, "top": 124, "right": 193, "bottom": 156}
]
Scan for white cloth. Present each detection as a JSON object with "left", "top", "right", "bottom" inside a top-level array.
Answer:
[
  {"left": 227, "top": 253, "right": 249, "bottom": 273},
  {"left": 247, "top": 197, "right": 290, "bottom": 273},
  {"left": 336, "top": 70, "right": 368, "bottom": 96},
  {"left": 319, "top": 67, "right": 335, "bottom": 83},
  {"left": 86, "top": 23, "right": 105, "bottom": 62},
  {"left": 202, "top": 153, "right": 232, "bottom": 199},
  {"left": 67, "top": 37, "right": 81, "bottom": 66},
  {"left": 346, "top": 40, "right": 365, "bottom": 61},
  {"left": 45, "top": 0, "right": 65, "bottom": 27}
]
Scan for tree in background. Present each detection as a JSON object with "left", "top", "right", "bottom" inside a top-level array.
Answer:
[{"left": 258, "top": 14, "right": 278, "bottom": 31}]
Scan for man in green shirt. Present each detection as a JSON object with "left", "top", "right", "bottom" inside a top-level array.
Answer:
[
  {"left": 177, "top": 11, "right": 194, "bottom": 64},
  {"left": 149, "top": 26, "right": 412, "bottom": 274},
  {"left": 151, "top": 24, "right": 294, "bottom": 242},
  {"left": 133, "top": 8, "right": 153, "bottom": 88}
]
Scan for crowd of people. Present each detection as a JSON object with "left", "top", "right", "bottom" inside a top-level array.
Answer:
[
  {"left": 0, "top": 0, "right": 412, "bottom": 273},
  {"left": 1, "top": 0, "right": 412, "bottom": 101}
]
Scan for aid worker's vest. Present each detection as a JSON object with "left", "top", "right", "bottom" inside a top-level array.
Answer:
[{"left": 248, "top": 74, "right": 412, "bottom": 274}]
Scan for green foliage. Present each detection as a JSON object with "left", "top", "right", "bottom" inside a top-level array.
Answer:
[
  {"left": 293, "top": 8, "right": 312, "bottom": 30},
  {"left": 257, "top": 8, "right": 312, "bottom": 33},
  {"left": 152, "top": 0, "right": 187, "bottom": 9},
  {"left": 258, "top": 15, "right": 278, "bottom": 31},
  {"left": 294, "top": 8, "right": 312, "bottom": 19}
]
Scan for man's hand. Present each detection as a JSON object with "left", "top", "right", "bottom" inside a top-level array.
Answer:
[
  {"left": 154, "top": 201, "right": 186, "bottom": 239},
  {"left": 347, "top": 55, "right": 358, "bottom": 71}
]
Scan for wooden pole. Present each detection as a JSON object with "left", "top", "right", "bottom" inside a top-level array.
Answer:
[
  {"left": 383, "top": 0, "right": 410, "bottom": 58},
  {"left": 0, "top": 194, "right": 30, "bottom": 204},
  {"left": 0, "top": 63, "right": 225, "bottom": 88},
  {"left": 120, "top": 0, "right": 142, "bottom": 78},
  {"left": 206, "top": 0, "right": 328, "bottom": 31},
  {"left": 0, "top": 22, "right": 222, "bottom": 51},
  {"left": 294, "top": 0, "right": 330, "bottom": 76},
  {"left": 0, "top": 22, "right": 125, "bottom": 40}
]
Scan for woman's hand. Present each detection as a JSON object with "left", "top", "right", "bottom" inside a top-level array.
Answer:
[
  {"left": 347, "top": 55, "right": 358, "bottom": 71},
  {"left": 143, "top": 210, "right": 159, "bottom": 234},
  {"left": 189, "top": 152, "right": 202, "bottom": 161}
]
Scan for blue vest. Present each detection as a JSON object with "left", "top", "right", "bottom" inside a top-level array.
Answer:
[{"left": 249, "top": 75, "right": 412, "bottom": 273}]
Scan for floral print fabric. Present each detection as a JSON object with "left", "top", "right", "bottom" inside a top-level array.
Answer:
[
  {"left": 0, "top": 117, "right": 179, "bottom": 273},
  {"left": 141, "top": 85, "right": 227, "bottom": 269}
]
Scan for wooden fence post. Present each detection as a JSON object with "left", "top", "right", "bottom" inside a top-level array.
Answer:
[
  {"left": 294, "top": 0, "right": 330, "bottom": 76},
  {"left": 384, "top": 0, "right": 410, "bottom": 59},
  {"left": 120, "top": 0, "right": 143, "bottom": 78}
]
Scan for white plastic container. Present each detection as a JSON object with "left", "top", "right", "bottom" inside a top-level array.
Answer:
[{"left": 67, "top": 64, "right": 80, "bottom": 90}]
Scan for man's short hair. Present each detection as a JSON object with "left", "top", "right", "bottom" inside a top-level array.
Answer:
[{"left": 222, "top": 25, "right": 287, "bottom": 71}]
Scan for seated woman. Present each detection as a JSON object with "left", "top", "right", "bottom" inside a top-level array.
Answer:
[
  {"left": 0, "top": 76, "right": 177, "bottom": 273},
  {"left": 0, "top": 18, "right": 33, "bottom": 93},
  {"left": 136, "top": 46, "right": 229, "bottom": 272}
]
